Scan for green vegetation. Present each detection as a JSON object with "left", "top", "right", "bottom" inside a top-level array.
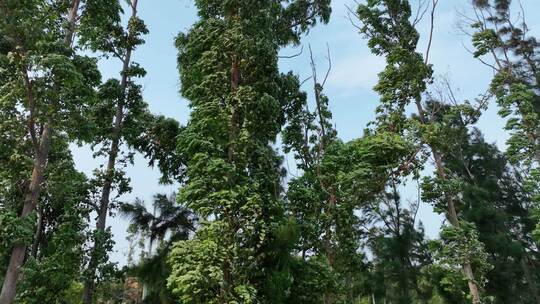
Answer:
[{"left": 1, "top": 0, "right": 540, "bottom": 303}]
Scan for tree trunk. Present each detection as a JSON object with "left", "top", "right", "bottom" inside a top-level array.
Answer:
[
  {"left": 417, "top": 100, "right": 481, "bottom": 303},
  {"left": 82, "top": 2, "right": 138, "bottom": 303},
  {"left": 324, "top": 192, "right": 336, "bottom": 268},
  {"left": 0, "top": 124, "right": 51, "bottom": 304},
  {"left": 412, "top": 94, "right": 481, "bottom": 302},
  {"left": 323, "top": 189, "right": 336, "bottom": 304},
  {"left": 433, "top": 152, "right": 481, "bottom": 303},
  {"left": 220, "top": 47, "right": 240, "bottom": 304},
  {"left": 0, "top": 1, "right": 80, "bottom": 302},
  {"left": 30, "top": 205, "right": 44, "bottom": 258},
  {"left": 310, "top": 62, "right": 336, "bottom": 304}
]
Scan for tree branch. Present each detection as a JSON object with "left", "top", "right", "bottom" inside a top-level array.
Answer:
[{"left": 424, "top": 0, "right": 438, "bottom": 65}]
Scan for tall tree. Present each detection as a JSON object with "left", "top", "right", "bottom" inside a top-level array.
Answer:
[
  {"left": 0, "top": 135, "right": 91, "bottom": 303},
  {"left": 167, "top": 1, "right": 331, "bottom": 302},
  {"left": 77, "top": 0, "right": 151, "bottom": 302},
  {"left": 469, "top": 0, "right": 540, "bottom": 247},
  {"left": 15, "top": 138, "right": 91, "bottom": 303},
  {"left": 453, "top": 131, "right": 540, "bottom": 303},
  {"left": 283, "top": 50, "right": 415, "bottom": 303},
  {"left": 425, "top": 98, "right": 540, "bottom": 303},
  {"left": 0, "top": 0, "right": 101, "bottom": 301},
  {"left": 356, "top": 1, "right": 489, "bottom": 302}
]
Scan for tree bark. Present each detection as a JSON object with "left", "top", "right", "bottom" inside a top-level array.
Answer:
[
  {"left": 309, "top": 51, "right": 336, "bottom": 304},
  {"left": 0, "top": 125, "right": 51, "bottom": 304},
  {"left": 415, "top": 100, "right": 482, "bottom": 303},
  {"left": 0, "top": 1, "right": 80, "bottom": 302},
  {"left": 30, "top": 205, "right": 43, "bottom": 258},
  {"left": 82, "top": 1, "right": 138, "bottom": 303}
]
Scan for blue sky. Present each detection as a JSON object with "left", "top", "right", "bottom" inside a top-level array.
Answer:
[{"left": 72, "top": 0, "right": 540, "bottom": 265}]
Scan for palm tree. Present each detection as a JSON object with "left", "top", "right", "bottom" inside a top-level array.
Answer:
[{"left": 119, "top": 193, "right": 197, "bottom": 303}]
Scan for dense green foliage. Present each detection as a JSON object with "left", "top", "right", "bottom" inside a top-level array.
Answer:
[
  {"left": 166, "top": 1, "right": 331, "bottom": 303},
  {"left": 0, "top": 0, "right": 99, "bottom": 302},
  {"left": 1, "top": 0, "right": 540, "bottom": 303},
  {"left": 470, "top": 0, "right": 540, "bottom": 247}
]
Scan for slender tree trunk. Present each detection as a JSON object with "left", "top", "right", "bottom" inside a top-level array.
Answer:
[
  {"left": 227, "top": 55, "right": 240, "bottom": 163},
  {"left": 0, "top": 1, "right": 80, "bottom": 302},
  {"left": 413, "top": 2, "right": 482, "bottom": 298},
  {"left": 323, "top": 192, "right": 336, "bottom": 304},
  {"left": 82, "top": 2, "right": 138, "bottom": 303},
  {"left": 415, "top": 99, "right": 481, "bottom": 303},
  {"left": 323, "top": 193, "right": 336, "bottom": 267},
  {"left": 0, "top": 126, "right": 51, "bottom": 304},
  {"left": 30, "top": 205, "right": 43, "bottom": 258},
  {"left": 310, "top": 61, "right": 337, "bottom": 304},
  {"left": 82, "top": 121, "right": 124, "bottom": 303},
  {"left": 433, "top": 152, "right": 481, "bottom": 303}
]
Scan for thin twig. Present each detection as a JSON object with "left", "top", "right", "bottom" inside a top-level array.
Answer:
[
  {"left": 345, "top": 4, "right": 363, "bottom": 31},
  {"left": 424, "top": 0, "right": 439, "bottom": 65},
  {"left": 279, "top": 45, "right": 304, "bottom": 59},
  {"left": 413, "top": 0, "right": 429, "bottom": 26},
  {"left": 321, "top": 43, "right": 332, "bottom": 88}
]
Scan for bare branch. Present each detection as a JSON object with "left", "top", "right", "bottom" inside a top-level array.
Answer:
[
  {"left": 321, "top": 43, "right": 332, "bottom": 88},
  {"left": 309, "top": 44, "right": 318, "bottom": 85},
  {"left": 518, "top": 0, "right": 528, "bottom": 35},
  {"left": 458, "top": 3, "right": 504, "bottom": 71},
  {"left": 300, "top": 75, "right": 313, "bottom": 87},
  {"left": 461, "top": 41, "right": 499, "bottom": 71},
  {"left": 442, "top": 77, "right": 460, "bottom": 106},
  {"left": 279, "top": 45, "right": 304, "bottom": 59},
  {"left": 413, "top": 0, "right": 429, "bottom": 26},
  {"left": 345, "top": 3, "right": 363, "bottom": 31},
  {"left": 424, "top": 0, "right": 439, "bottom": 65}
]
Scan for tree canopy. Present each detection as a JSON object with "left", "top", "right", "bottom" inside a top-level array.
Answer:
[{"left": 1, "top": 0, "right": 540, "bottom": 303}]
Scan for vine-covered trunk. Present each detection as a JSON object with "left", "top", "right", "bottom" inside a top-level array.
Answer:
[
  {"left": 324, "top": 193, "right": 336, "bottom": 267},
  {"left": 323, "top": 193, "right": 335, "bottom": 304},
  {"left": 220, "top": 45, "right": 240, "bottom": 304},
  {"left": 0, "top": 1, "right": 80, "bottom": 302},
  {"left": 82, "top": 2, "right": 137, "bottom": 302}
]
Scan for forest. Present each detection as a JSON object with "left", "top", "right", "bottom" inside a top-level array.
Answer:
[{"left": 1, "top": 0, "right": 540, "bottom": 303}]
